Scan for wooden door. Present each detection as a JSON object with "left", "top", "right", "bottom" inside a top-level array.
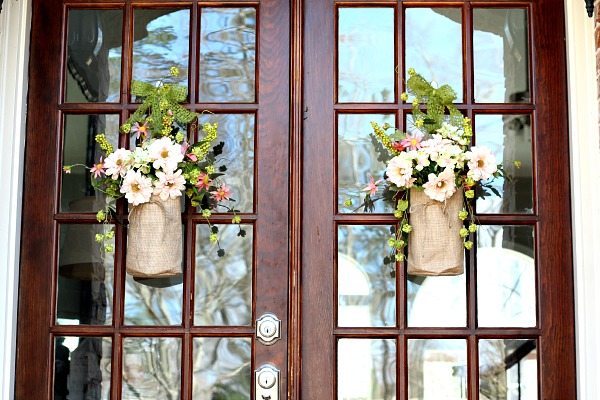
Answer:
[
  {"left": 302, "top": 1, "right": 577, "bottom": 399},
  {"left": 16, "top": 0, "right": 290, "bottom": 399}
]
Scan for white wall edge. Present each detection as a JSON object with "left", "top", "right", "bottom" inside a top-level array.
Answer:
[
  {"left": 0, "top": 0, "right": 31, "bottom": 399},
  {"left": 564, "top": 1, "right": 600, "bottom": 398}
]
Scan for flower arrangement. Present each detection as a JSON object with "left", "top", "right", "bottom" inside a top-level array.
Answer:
[
  {"left": 65, "top": 67, "right": 244, "bottom": 262},
  {"left": 359, "top": 69, "right": 510, "bottom": 275}
]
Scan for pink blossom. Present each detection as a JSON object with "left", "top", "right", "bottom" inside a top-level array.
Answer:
[
  {"left": 195, "top": 172, "right": 213, "bottom": 190},
  {"left": 362, "top": 176, "right": 382, "bottom": 196},
  {"left": 211, "top": 184, "right": 232, "bottom": 202},
  {"left": 90, "top": 157, "right": 106, "bottom": 179},
  {"left": 400, "top": 133, "right": 422, "bottom": 151},
  {"left": 391, "top": 141, "right": 405, "bottom": 152},
  {"left": 131, "top": 121, "right": 150, "bottom": 140}
]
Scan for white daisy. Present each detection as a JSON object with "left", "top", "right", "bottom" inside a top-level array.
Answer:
[
  {"left": 104, "top": 148, "right": 132, "bottom": 179},
  {"left": 423, "top": 168, "right": 457, "bottom": 202},
  {"left": 120, "top": 170, "right": 153, "bottom": 206},
  {"left": 466, "top": 146, "right": 497, "bottom": 181},
  {"left": 148, "top": 137, "right": 184, "bottom": 173},
  {"left": 154, "top": 169, "right": 186, "bottom": 201}
]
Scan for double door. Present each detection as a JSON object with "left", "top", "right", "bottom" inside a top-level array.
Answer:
[{"left": 16, "top": 0, "right": 576, "bottom": 399}]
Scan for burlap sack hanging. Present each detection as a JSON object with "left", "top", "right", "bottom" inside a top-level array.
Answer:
[
  {"left": 126, "top": 194, "right": 183, "bottom": 278},
  {"left": 407, "top": 188, "right": 464, "bottom": 276}
]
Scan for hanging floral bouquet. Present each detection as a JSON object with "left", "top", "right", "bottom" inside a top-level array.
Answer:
[
  {"left": 65, "top": 67, "right": 243, "bottom": 278},
  {"left": 360, "top": 69, "right": 508, "bottom": 275}
]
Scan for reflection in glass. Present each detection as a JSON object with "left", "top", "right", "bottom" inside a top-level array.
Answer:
[
  {"left": 338, "top": 225, "right": 395, "bottom": 327},
  {"left": 54, "top": 336, "right": 112, "bottom": 400},
  {"left": 479, "top": 339, "right": 538, "bottom": 400},
  {"left": 474, "top": 9, "right": 529, "bottom": 103},
  {"left": 338, "top": 114, "right": 395, "bottom": 213},
  {"left": 408, "top": 339, "right": 467, "bottom": 400},
  {"left": 477, "top": 225, "right": 536, "bottom": 327},
  {"left": 133, "top": 9, "right": 190, "bottom": 87},
  {"left": 122, "top": 337, "right": 181, "bottom": 400},
  {"left": 407, "top": 273, "right": 466, "bottom": 327},
  {"left": 193, "top": 337, "right": 251, "bottom": 399},
  {"left": 405, "top": 8, "right": 463, "bottom": 101},
  {"left": 338, "top": 339, "right": 396, "bottom": 400},
  {"left": 199, "top": 8, "right": 256, "bottom": 102},
  {"left": 124, "top": 274, "right": 183, "bottom": 325},
  {"left": 475, "top": 115, "right": 533, "bottom": 214},
  {"left": 66, "top": 9, "right": 123, "bottom": 103},
  {"left": 198, "top": 114, "right": 254, "bottom": 212},
  {"left": 338, "top": 8, "right": 395, "bottom": 103},
  {"left": 61, "top": 114, "right": 120, "bottom": 212},
  {"left": 57, "top": 224, "right": 114, "bottom": 326},
  {"left": 195, "top": 225, "right": 252, "bottom": 326}
]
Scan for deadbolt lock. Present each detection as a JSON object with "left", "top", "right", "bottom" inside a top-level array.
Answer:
[{"left": 256, "top": 313, "right": 281, "bottom": 345}]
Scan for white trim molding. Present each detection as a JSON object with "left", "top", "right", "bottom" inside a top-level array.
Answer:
[
  {"left": 565, "top": 1, "right": 600, "bottom": 398},
  {"left": 0, "top": 0, "right": 31, "bottom": 399}
]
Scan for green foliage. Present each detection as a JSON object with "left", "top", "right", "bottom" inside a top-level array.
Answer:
[
  {"left": 406, "top": 70, "right": 464, "bottom": 134},
  {"left": 125, "top": 79, "right": 198, "bottom": 139}
]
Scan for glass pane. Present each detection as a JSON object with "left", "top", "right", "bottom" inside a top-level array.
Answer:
[
  {"left": 132, "top": 9, "right": 190, "bottom": 87},
  {"left": 405, "top": 8, "right": 463, "bottom": 101},
  {"left": 477, "top": 225, "right": 536, "bottom": 327},
  {"left": 193, "top": 337, "right": 251, "bottom": 399},
  {"left": 122, "top": 337, "right": 181, "bottom": 399},
  {"left": 61, "top": 114, "right": 120, "bottom": 212},
  {"left": 408, "top": 339, "right": 467, "bottom": 400},
  {"left": 475, "top": 114, "right": 533, "bottom": 214},
  {"left": 54, "top": 336, "right": 111, "bottom": 400},
  {"left": 198, "top": 114, "right": 255, "bottom": 213},
  {"left": 195, "top": 224, "right": 252, "bottom": 326},
  {"left": 124, "top": 274, "right": 183, "bottom": 325},
  {"left": 199, "top": 8, "right": 256, "bottom": 102},
  {"left": 407, "top": 273, "right": 466, "bottom": 327},
  {"left": 479, "top": 339, "right": 538, "bottom": 400},
  {"left": 57, "top": 224, "right": 114, "bottom": 325},
  {"left": 474, "top": 9, "right": 530, "bottom": 103},
  {"left": 338, "top": 114, "right": 395, "bottom": 213},
  {"left": 338, "top": 225, "right": 396, "bottom": 327},
  {"left": 66, "top": 9, "right": 123, "bottom": 103},
  {"left": 338, "top": 339, "right": 396, "bottom": 400},
  {"left": 338, "top": 8, "right": 395, "bottom": 103}
]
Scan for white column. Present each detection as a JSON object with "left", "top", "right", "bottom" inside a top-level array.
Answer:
[
  {"left": 0, "top": 1, "right": 32, "bottom": 399},
  {"left": 565, "top": 1, "right": 600, "bottom": 398}
]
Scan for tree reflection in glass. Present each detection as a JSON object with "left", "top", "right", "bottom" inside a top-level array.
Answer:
[
  {"left": 195, "top": 224, "right": 252, "bottom": 326},
  {"left": 192, "top": 337, "right": 251, "bottom": 399},
  {"left": 132, "top": 9, "right": 190, "bottom": 88},
  {"left": 122, "top": 337, "right": 181, "bottom": 400},
  {"left": 337, "top": 225, "right": 396, "bottom": 327},
  {"left": 199, "top": 8, "right": 256, "bottom": 102}
]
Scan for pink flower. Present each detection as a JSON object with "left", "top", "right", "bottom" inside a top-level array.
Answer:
[
  {"left": 391, "top": 141, "right": 405, "bottom": 152},
  {"left": 181, "top": 142, "right": 198, "bottom": 161},
  {"left": 362, "top": 176, "right": 382, "bottom": 196},
  {"left": 400, "top": 133, "right": 422, "bottom": 151},
  {"left": 195, "top": 172, "right": 213, "bottom": 190},
  {"left": 211, "top": 184, "right": 232, "bottom": 202},
  {"left": 131, "top": 121, "right": 150, "bottom": 140},
  {"left": 90, "top": 157, "right": 106, "bottom": 178}
]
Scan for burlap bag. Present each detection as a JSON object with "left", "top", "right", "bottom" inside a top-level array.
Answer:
[
  {"left": 407, "top": 188, "right": 464, "bottom": 276},
  {"left": 126, "top": 195, "right": 183, "bottom": 277}
]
